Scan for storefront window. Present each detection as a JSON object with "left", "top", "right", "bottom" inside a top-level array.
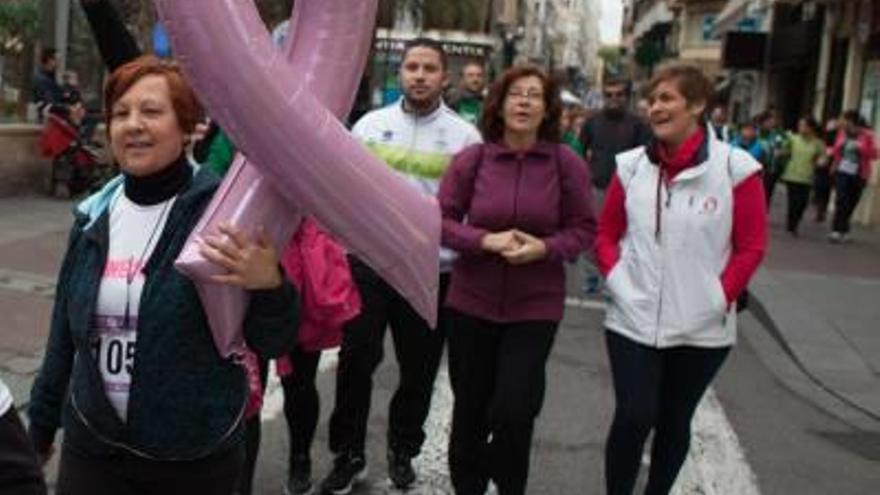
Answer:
[
  {"left": 370, "top": 33, "right": 493, "bottom": 111},
  {"left": 860, "top": 60, "right": 880, "bottom": 134},
  {"left": 371, "top": 48, "right": 404, "bottom": 108},
  {"left": 685, "top": 13, "right": 721, "bottom": 47}
]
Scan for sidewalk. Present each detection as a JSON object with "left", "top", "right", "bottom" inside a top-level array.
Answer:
[
  {"left": 0, "top": 195, "right": 71, "bottom": 408},
  {"left": 743, "top": 193, "right": 880, "bottom": 431}
]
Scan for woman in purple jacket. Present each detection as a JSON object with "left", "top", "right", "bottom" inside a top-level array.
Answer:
[{"left": 438, "top": 65, "right": 597, "bottom": 495}]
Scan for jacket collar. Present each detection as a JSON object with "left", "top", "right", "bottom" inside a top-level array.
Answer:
[
  {"left": 485, "top": 140, "right": 556, "bottom": 160},
  {"left": 76, "top": 161, "right": 218, "bottom": 238},
  {"left": 395, "top": 97, "right": 449, "bottom": 125},
  {"left": 457, "top": 89, "right": 483, "bottom": 101},
  {"left": 645, "top": 123, "right": 717, "bottom": 182}
]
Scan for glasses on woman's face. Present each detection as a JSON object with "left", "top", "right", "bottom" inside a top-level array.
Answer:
[{"left": 507, "top": 89, "right": 544, "bottom": 102}]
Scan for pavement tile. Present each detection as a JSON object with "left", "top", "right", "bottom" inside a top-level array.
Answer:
[
  {"left": 0, "top": 288, "right": 53, "bottom": 356},
  {"left": 0, "top": 370, "right": 33, "bottom": 407},
  {"left": 4, "top": 355, "right": 41, "bottom": 375},
  {"left": 0, "top": 231, "right": 68, "bottom": 278}
]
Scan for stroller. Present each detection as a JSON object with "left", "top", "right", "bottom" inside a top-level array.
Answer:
[{"left": 38, "top": 105, "right": 108, "bottom": 197}]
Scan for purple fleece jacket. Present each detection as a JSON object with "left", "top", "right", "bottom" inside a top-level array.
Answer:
[{"left": 438, "top": 141, "right": 597, "bottom": 323}]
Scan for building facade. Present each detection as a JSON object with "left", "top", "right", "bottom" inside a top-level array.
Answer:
[
  {"left": 511, "top": 0, "right": 601, "bottom": 89},
  {"left": 717, "top": 0, "right": 880, "bottom": 225},
  {"left": 626, "top": 0, "right": 880, "bottom": 226}
]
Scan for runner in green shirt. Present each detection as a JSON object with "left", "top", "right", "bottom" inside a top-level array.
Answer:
[
  {"left": 781, "top": 117, "right": 824, "bottom": 235},
  {"left": 449, "top": 61, "right": 485, "bottom": 125}
]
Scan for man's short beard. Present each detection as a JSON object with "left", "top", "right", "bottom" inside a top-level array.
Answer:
[
  {"left": 405, "top": 93, "right": 441, "bottom": 113},
  {"left": 604, "top": 106, "right": 625, "bottom": 118}
]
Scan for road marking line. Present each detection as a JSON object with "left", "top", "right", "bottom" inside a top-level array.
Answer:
[
  {"left": 260, "top": 362, "right": 760, "bottom": 494},
  {"left": 673, "top": 389, "right": 762, "bottom": 495},
  {"left": 565, "top": 296, "right": 607, "bottom": 310}
]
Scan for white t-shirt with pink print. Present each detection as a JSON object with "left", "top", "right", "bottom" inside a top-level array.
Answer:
[{"left": 92, "top": 191, "right": 174, "bottom": 422}]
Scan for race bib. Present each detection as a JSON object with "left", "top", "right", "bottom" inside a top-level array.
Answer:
[
  {"left": 838, "top": 158, "right": 859, "bottom": 175},
  {"left": 92, "top": 315, "right": 137, "bottom": 420}
]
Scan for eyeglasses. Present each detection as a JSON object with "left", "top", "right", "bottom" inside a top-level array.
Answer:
[{"left": 507, "top": 90, "right": 544, "bottom": 101}]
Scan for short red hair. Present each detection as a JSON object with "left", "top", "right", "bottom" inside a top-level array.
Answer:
[{"left": 104, "top": 55, "right": 203, "bottom": 134}]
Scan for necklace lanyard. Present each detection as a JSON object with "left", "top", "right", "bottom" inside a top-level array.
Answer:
[{"left": 111, "top": 194, "right": 173, "bottom": 328}]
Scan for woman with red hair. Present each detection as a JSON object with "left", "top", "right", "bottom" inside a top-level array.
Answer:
[{"left": 27, "top": 56, "right": 299, "bottom": 494}]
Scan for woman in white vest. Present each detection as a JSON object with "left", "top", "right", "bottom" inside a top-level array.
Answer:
[{"left": 595, "top": 63, "right": 767, "bottom": 494}]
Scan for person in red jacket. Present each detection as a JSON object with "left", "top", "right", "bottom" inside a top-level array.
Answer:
[
  {"left": 596, "top": 63, "right": 767, "bottom": 495},
  {"left": 828, "top": 110, "right": 878, "bottom": 243},
  {"left": 438, "top": 65, "right": 596, "bottom": 495}
]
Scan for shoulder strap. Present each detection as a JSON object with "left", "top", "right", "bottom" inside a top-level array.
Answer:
[
  {"left": 464, "top": 144, "right": 485, "bottom": 214},
  {"left": 554, "top": 145, "right": 571, "bottom": 229}
]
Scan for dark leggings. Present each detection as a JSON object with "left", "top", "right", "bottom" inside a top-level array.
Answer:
[
  {"left": 0, "top": 407, "right": 47, "bottom": 494},
  {"left": 447, "top": 310, "right": 558, "bottom": 495},
  {"left": 813, "top": 166, "right": 832, "bottom": 220},
  {"left": 604, "top": 331, "right": 730, "bottom": 495},
  {"left": 55, "top": 443, "right": 245, "bottom": 495},
  {"left": 832, "top": 172, "right": 866, "bottom": 234},
  {"left": 763, "top": 167, "right": 781, "bottom": 205},
  {"left": 785, "top": 181, "right": 811, "bottom": 233},
  {"left": 238, "top": 347, "right": 321, "bottom": 495}
]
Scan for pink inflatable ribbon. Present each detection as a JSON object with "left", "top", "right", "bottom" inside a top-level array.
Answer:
[
  {"left": 172, "top": 0, "right": 376, "bottom": 358},
  {"left": 160, "top": 0, "right": 441, "bottom": 356}
]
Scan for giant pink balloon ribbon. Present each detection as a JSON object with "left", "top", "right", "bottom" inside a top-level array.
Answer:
[
  {"left": 158, "top": 0, "right": 441, "bottom": 355},
  {"left": 172, "top": 0, "right": 378, "bottom": 358}
]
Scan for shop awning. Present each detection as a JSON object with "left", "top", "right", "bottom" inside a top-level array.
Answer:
[{"left": 633, "top": 1, "right": 674, "bottom": 40}]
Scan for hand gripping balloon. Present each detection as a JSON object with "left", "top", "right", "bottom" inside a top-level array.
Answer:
[
  {"left": 172, "top": 0, "right": 376, "bottom": 357},
  {"left": 159, "top": 0, "right": 441, "bottom": 356}
]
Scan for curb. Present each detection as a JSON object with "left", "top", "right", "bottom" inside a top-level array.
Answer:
[{"left": 742, "top": 269, "right": 880, "bottom": 430}]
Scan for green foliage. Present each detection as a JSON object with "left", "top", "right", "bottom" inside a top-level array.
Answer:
[
  {"left": 0, "top": 99, "right": 19, "bottom": 116},
  {"left": 0, "top": 0, "right": 40, "bottom": 55},
  {"left": 598, "top": 46, "right": 621, "bottom": 63},
  {"left": 634, "top": 38, "right": 664, "bottom": 69},
  {"left": 598, "top": 45, "right": 624, "bottom": 76}
]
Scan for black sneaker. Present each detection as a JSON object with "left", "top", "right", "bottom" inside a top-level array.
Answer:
[
  {"left": 319, "top": 453, "right": 367, "bottom": 495},
  {"left": 387, "top": 449, "right": 416, "bottom": 490},
  {"left": 285, "top": 456, "right": 314, "bottom": 495}
]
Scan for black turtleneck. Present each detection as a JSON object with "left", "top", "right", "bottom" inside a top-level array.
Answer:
[{"left": 123, "top": 155, "right": 192, "bottom": 206}]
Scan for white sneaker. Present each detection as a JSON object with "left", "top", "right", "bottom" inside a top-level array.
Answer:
[{"left": 828, "top": 231, "right": 843, "bottom": 243}]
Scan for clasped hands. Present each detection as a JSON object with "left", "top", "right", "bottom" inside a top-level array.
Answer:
[{"left": 480, "top": 230, "right": 547, "bottom": 265}]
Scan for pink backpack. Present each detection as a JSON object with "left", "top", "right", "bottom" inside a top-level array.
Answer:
[
  {"left": 244, "top": 217, "right": 361, "bottom": 418},
  {"left": 281, "top": 216, "right": 361, "bottom": 352}
]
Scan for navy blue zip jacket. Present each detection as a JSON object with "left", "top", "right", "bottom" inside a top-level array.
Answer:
[{"left": 28, "top": 166, "right": 300, "bottom": 460}]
